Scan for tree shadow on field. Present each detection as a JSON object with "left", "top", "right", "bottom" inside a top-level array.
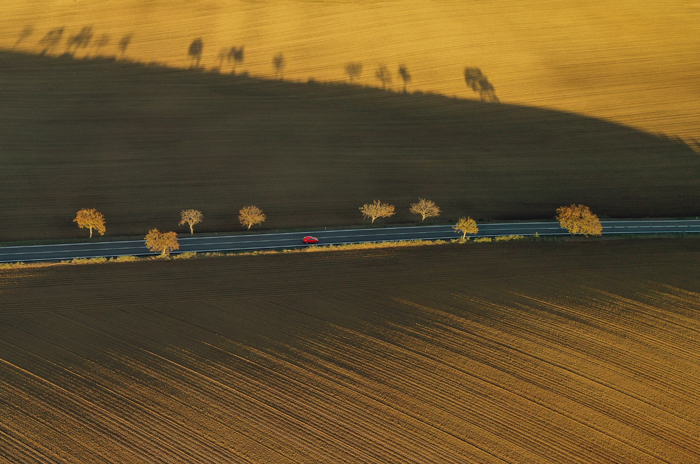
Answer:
[
  {"left": 345, "top": 62, "right": 363, "bottom": 83},
  {"left": 273, "top": 52, "right": 285, "bottom": 79},
  {"left": 39, "top": 27, "right": 64, "bottom": 55},
  {"left": 94, "top": 34, "right": 110, "bottom": 56},
  {"left": 118, "top": 33, "right": 133, "bottom": 58},
  {"left": 188, "top": 38, "right": 203, "bottom": 69},
  {"left": 66, "top": 27, "right": 93, "bottom": 58},
  {"left": 13, "top": 26, "right": 33, "bottom": 49},
  {"left": 464, "top": 67, "right": 498, "bottom": 103}
]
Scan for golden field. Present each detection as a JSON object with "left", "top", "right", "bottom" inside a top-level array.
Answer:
[
  {"left": 1, "top": 239, "right": 699, "bottom": 462},
  {"left": 2, "top": 0, "right": 700, "bottom": 140}
]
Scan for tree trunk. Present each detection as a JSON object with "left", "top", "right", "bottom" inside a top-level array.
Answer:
[
  {"left": 89, "top": 227, "right": 93, "bottom": 238},
  {"left": 190, "top": 224, "right": 194, "bottom": 235},
  {"left": 371, "top": 217, "right": 376, "bottom": 223},
  {"left": 462, "top": 230, "right": 467, "bottom": 239}
]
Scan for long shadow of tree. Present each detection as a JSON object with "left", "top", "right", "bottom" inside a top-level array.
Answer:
[
  {"left": 273, "top": 53, "right": 285, "bottom": 79},
  {"left": 66, "top": 27, "right": 93, "bottom": 57},
  {"left": 217, "top": 46, "right": 244, "bottom": 74},
  {"left": 345, "top": 62, "right": 362, "bottom": 83},
  {"left": 375, "top": 64, "right": 392, "bottom": 89},
  {"left": 118, "top": 34, "right": 133, "bottom": 57},
  {"left": 189, "top": 38, "right": 203, "bottom": 69},
  {"left": 94, "top": 34, "right": 110, "bottom": 56},
  {"left": 13, "top": 26, "right": 33, "bottom": 49},
  {"left": 398, "top": 64, "right": 411, "bottom": 93},
  {"left": 464, "top": 67, "right": 498, "bottom": 102},
  {"left": 229, "top": 47, "right": 244, "bottom": 75},
  {"left": 39, "top": 27, "right": 64, "bottom": 55}
]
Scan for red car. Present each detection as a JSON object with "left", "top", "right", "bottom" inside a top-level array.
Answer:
[{"left": 302, "top": 236, "right": 319, "bottom": 244}]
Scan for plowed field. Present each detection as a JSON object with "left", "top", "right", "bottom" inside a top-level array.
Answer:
[
  {"left": 1, "top": 239, "right": 699, "bottom": 463},
  {"left": 1, "top": 51, "right": 700, "bottom": 242}
]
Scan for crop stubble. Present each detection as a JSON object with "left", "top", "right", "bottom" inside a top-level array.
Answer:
[{"left": 0, "top": 239, "right": 699, "bottom": 462}]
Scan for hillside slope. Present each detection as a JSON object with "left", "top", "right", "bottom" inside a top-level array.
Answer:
[{"left": 1, "top": 51, "right": 699, "bottom": 241}]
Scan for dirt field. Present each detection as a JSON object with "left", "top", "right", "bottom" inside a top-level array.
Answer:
[
  {"left": 1, "top": 50, "right": 699, "bottom": 242},
  {"left": 1, "top": 239, "right": 699, "bottom": 463}
]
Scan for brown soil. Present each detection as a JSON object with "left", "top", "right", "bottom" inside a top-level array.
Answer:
[
  {"left": 1, "top": 239, "right": 699, "bottom": 462},
  {"left": 1, "top": 51, "right": 699, "bottom": 242}
]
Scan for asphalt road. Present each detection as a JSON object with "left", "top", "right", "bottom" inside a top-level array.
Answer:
[{"left": 1, "top": 219, "right": 699, "bottom": 263}]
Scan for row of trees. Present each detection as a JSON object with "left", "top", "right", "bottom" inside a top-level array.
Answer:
[
  {"left": 73, "top": 203, "right": 602, "bottom": 257},
  {"left": 73, "top": 205, "right": 267, "bottom": 238}
]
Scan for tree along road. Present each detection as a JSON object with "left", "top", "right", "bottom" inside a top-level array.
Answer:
[{"left": 1, "top": 219, "right": 699, "bottom": 264}]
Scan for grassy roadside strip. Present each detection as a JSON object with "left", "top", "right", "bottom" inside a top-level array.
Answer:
[{"left": 2, "top": 233, "right": 698, "bottom": 271}]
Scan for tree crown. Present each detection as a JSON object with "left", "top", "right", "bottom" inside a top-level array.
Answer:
[
  {"left": 179, "top": 209, "right": 203, "bottom": 225},
  {"left": 556, "top": 204, "right": 603, "bottom": 236},
  {"left": 239, "top": 205, "right": 266, "bottom": 230},
  {"left": 453, "top": 217, "right": 478, "bottom": 238},
  {"left": 145, "top": 229, "right": 180, "bottom": 256},
  {"left": 73, "top": 208, "right": 106, "bottom": 236},
  {"left": 360, "top": 200, "right": 396, "bottom": 223},
  {"left": 410, "top": 198, "right": 440, "bottom": 221}
]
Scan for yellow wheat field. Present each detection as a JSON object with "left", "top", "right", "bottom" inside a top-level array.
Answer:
[{"left": 2, "top": 0, "right": 700, "bottom": 140}]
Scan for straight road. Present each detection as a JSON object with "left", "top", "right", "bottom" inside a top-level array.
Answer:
[{"left": 1, "top": 219, "right": 699, "bottom": 263}]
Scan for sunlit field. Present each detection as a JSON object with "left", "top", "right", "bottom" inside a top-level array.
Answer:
[
  {"left": 3, "top": 0, "right": 700, "bottom": 140},
  {"left": 1, "top": 239, "right": 699, "bottom": 462}
]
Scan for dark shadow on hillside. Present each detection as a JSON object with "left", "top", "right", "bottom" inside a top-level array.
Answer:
[{"left": 0, "top": 49, "right": 698, "bottom": 241}]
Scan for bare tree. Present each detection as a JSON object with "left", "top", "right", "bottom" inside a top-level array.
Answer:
[
  {"left": 145, "top": 229, "right": 179, "bottom": 256},
  {"left": 410, "top": 198, "right": 440, "bottom": 222},
  {"left": 179, "top": 209, "right": 203, "bottom": 235},
  {"left": 345, "top": 62, "right": 363, "bottom": 83},
  {"left": 66, "top": 27, "right": 93, "bottom": 57},
  {"left": 228, "top": 46, "right": 244, "bottom": 74},
  {"left": 74, "top": 208, "right": 106, "bottom": 238},
  {"left": 398, "top": 64, "right": 411, "bottom": 93},
  {"left": 189, "top": 38, "right": 203, "bottom": 68},
  {"left": 118, "top": 33, "right": 132, "bottom": 57},
  {"left": 39, "top": 27, "right": 64, "bottom": 55},
  {"left": 360, "top": 200, "right": 396, "bottom": 223},
  {"left": 453, "top": 217, "right": 478, "bottom": 239},
  {"left": 239, "top": 205, "right": 266, "bottom": 230},
  {"left": 375, "top": 64, "right": 392, "bottom": 89},
  {"left": 13, "top": 26, "right": 33, "bottom": 49},
  {"left": 273, "top": 53, "right": 285, "bottom": 79},
  {"left": 556, "top": 204, "right": 603, "bottom": 236},
  {"left": 464, "top": 67, "right": 499, "bottom": 102}
]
